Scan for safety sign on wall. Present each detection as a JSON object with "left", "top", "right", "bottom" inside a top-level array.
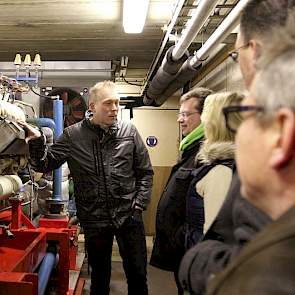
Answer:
[{"left": 146, "top": 136, "right": 158, "bottom": 147}]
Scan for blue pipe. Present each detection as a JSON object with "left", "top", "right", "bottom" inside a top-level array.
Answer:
[
  {"left": 38, "top": 252, "right": 56, "bottom": 295},
  {"left": 53, "top": 99, "right": 64, "bottom": 200},
  {"left": 26, "top": 118, "right": 56, "bottom": 139}
]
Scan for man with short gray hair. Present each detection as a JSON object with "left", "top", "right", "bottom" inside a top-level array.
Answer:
[
  {"left": 179, "top": 1, "right": 295, "bottom": 294},
  {"left": 207, "top": 16, "right": 295, "bottom": 294}
]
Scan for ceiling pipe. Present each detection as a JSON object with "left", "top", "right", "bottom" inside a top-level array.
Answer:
[
  {"left": 145, "top": 0, "right": 220, "bottom": 105},
  {"left": 154, "top": 57, "right": 202, "bottom": 106},
  {"left": 189, "top": 0, "right": 249, "bottom": 68},
  {"left": 142, "top": 0, "right": 186, "bottom": 95},
  {"left": 172, "top": 0, "right": 220, "bottom": 60},
  {"left": 145, "top": 46, "right": 188, "bottom": 103},
  {"left": 152, "top": 0, "right": 249, "bottom": 106}
]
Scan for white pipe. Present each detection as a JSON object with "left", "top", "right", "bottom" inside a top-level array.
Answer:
[
  {"left": 190, "top": 0, "right": 249, "bottom": 67},
  {"left": 141, "top": 0, "right": 186, "bottom": 94},
  {"left": 172, "top": 0, "right": 220, "bottom": 60}
]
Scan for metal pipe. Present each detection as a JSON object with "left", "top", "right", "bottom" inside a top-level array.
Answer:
[
  {"left": 145, "top": 0, "right": 220, "bottom": 105},
  {"left": 38, "top": 252, "right": 56, "bottom": 295},
  {"left": 189, "top": 0, "right": 249, "bottom": 67},
  {"left": 26, "top": 118, "right": 56, "bottom": 139},
  {"left": 172, "top": 0, "right": 220, "bottom": 60},
  {"left": 53, "top": 99, "right": 63, "bottom": 200},
  {"left": 147, "top": 0, "right": 250, "bottom": 106},
  {"left": 141, "top": 0, "right": 186, "bottom": 95}
]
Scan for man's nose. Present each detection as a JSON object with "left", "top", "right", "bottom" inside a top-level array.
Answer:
[
  {"left": 112, "top": 103, "right": 118, "bottom": 111},
  {"left": 177, "top": 116, "right": 184, "bottom": 123}
]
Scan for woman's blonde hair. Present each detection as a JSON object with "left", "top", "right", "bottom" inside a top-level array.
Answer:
[{"left": 201, "top": 92, "right": 244, "bottom": 144}]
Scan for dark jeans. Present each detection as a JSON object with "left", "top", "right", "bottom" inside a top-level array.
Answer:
[{"left": 85, "top": 215, "right": 148, "bottom": 295}]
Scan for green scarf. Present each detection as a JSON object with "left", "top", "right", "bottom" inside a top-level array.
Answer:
[{"left": 179, "top": 123, "right": 204, "bottom": 151}]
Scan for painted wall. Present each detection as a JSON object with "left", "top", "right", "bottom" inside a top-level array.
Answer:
[{"left": 197, "top": 56, "right": 247, "bottom": 93}]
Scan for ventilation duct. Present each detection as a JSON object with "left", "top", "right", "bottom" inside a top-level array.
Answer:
[{"left": 145, "top": 0, "right": 250, "bottom": 106}]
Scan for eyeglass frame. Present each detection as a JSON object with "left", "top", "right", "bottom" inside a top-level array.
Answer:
[
  {"left": 177, "top": 111, "right": 200, "bottom": 119},
  {"left": 228, "top": 43, "right": 250, "bottom": 63},
  {"left": 222, "top": 105, "right": 265, "bottom": 133}
]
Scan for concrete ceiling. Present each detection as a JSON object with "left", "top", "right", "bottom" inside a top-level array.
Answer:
[
  {"left": 0, "top": 0, "right": 238, "bottom": 92},
  {"left": 0, "top": 1, "right": 176, "bottom": 80}
]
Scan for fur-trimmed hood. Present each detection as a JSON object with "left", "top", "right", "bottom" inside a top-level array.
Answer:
[{"left": 196, "top": 141, "right": 235, "bottom": 164}]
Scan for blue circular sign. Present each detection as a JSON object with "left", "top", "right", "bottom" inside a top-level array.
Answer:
[{"left": 146, "top": 136, "right": 158, "bottom": 147}]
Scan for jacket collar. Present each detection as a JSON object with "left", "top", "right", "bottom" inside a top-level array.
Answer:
[
  {"left": 196, "top": 141, "right": 235, "bottom": 164},
  {"left": 84, "top": 118, "right": 119, "bottom": 138}
]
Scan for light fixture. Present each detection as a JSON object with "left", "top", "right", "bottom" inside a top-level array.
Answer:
[
  {"left": 13, "top": 53, "right": 42, "bottom": 84},
  {"left": 123, "top": 0, "right": 150, "bottom": 33}
]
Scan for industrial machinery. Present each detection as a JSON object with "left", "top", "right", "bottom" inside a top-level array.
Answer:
[{"left": 0, "top": 73, "right": 83, "bottom": 295}]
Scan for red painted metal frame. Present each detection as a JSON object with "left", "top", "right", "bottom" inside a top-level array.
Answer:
[
  {"left": 0, "top": 273, "right": 38, "bottom": 295},
  {"left": 0, "top": 228, "right": 70, "bottom": 295},
  {"left": 0, "top": 198, "right": 35, "bottom": 230},
  {"left": 0, "top": 198, "right": 76, "bottom": 295}
]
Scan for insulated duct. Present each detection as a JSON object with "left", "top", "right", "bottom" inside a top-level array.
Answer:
[
  {"left": 189, "top": 0, "right": 249, "bottom": 68},
  {"left": 145, "top": 46, "right": 189, "bottom": 104},
  {"left": 146, "top": 0, "right": 220, "bottom": 105},
  {"left": 154, "top": 57, "right": 202, "bottom": 106},
  {"left": 146, "top": 0, "right": 250, "bottom": 106}
]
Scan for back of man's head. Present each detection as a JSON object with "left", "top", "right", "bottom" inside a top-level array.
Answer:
[
  {"left": 252, "top": 12, "right": 295, "bottom": 117},
  {"left": 240, "top": 0, "right": 295, "bottom": 43},
  {"left": 237, "top": 0, "right": 295, "bottom": 89}
]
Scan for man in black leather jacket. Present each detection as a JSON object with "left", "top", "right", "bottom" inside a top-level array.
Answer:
[{"left": 22, "top": 80, "right": 153, "bottom": 295}]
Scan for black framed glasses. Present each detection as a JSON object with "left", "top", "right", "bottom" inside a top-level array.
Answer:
[
  {"left": 228, "top": 43, "right": 250, "bottom": 63},
  {"left": 177, "top": 111, "right": 200, "bottom": 119},
  {"left": 222, "top": 105, "right": 264, "bottom": 133}
]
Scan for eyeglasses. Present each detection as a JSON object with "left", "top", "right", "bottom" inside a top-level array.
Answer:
[
  {"left": 222, "top": 105, "right": 264, "bottom": 133},
  {"left": 177, "top": 111, "right": 200, "bottom": 119},
  {"left": 228, "top": 43, "right": 250, "bottom": 63}
]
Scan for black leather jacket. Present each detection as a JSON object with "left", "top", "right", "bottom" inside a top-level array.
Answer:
[{"left": 29, "top": 119, "right": 153, "bottom": 229}]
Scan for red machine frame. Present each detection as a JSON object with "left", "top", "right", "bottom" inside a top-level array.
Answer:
[{"left": 0, "top": 198, "right": 81, "bottom": 295}]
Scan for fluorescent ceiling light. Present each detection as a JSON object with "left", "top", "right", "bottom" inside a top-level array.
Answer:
[{"left": 123, "top": 0, "right": 150, "bottom": 33}]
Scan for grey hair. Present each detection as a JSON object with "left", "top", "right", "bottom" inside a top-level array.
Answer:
[
  {"left": 240, "top": 0, "right": 295, "bottom": 43},
  {"left": 89, "top": 80, "right": 118, "bottom": 103},
  {"left": 180, "top": 87, "right": 213, "bottom": 114},
  {"left": 252, "top": 11, "right": 295, "bottom": 118}
]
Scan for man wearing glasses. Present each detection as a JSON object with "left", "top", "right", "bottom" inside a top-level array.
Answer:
[
  {"left": 150, "top": 87, "right": 212, "bottom": 295},
  {"left": 207, "top": 16, "right": 295, "bottom": 294},
  {"left": 179, "top": 1, "right": 294, "bottom": 294}
]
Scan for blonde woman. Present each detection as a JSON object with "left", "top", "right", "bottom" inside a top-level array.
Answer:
[{"left": 185, "top": 92, "right": 243, "bottom": 249}]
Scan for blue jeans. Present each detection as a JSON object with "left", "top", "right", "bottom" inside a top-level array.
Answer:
[{"left": 85, "top": 214, "right": 148, "bottom": 295}]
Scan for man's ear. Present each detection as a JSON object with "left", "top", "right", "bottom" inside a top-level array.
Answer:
[
  {"left": 89, "top": 101, "right": 95, "bottom": 112},
  {"left": 269, "top": 108, "right": 295, "bottom": 169},
  {"left": 249, "top": 39, "right": 263, "bottom": 65}
]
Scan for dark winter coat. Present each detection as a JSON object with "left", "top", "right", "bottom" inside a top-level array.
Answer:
[
  {"left": 150, "top": 139, "right": 203, "bottom": 272},
  {"left": 29, "top": 119, "right": 153, "bottom": 229},
  {"left": 206, "top": 205, "right": 295, "bottom": 295},
  {"left": 179, "top": 173, "right": 272, "bottom": 295},
  {"left": 184, "top": 142, "right": 236, "bottom": 250}
]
